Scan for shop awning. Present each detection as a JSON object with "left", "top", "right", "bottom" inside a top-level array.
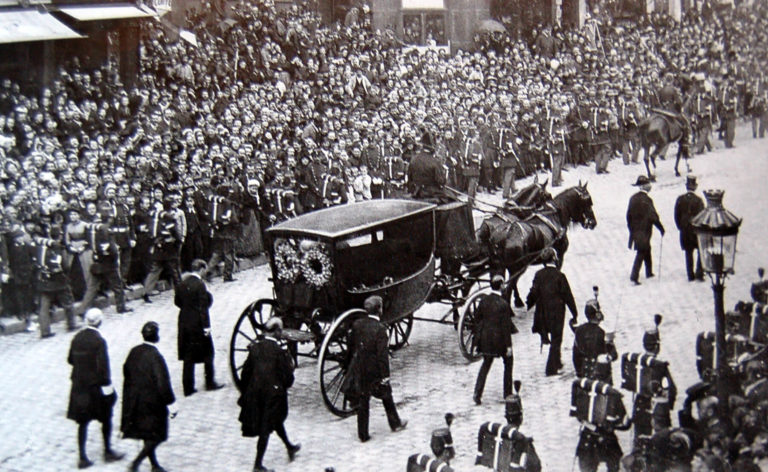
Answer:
[
  {"left": 402, "top": 0, "right": 444, "bottom": 9},
  {"left": 0, "top": 9, "right": 84, "bottom": 44},
  {"left": 58, "top": 3, "right": 154, "bottom": 21}
]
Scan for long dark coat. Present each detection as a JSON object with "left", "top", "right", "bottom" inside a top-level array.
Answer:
[
  {"left": 121, "top": 344, "right": 175, "bottom": 442},
  {"left": 175, "top": 274, "right": 214, "bottom": 363},
  {"left": 67, "top": 328, "right": 115, "bottom": 423},
  {"left": 674, "top": 191, "right": 705, "bottom": 251},
  {"left": 475, "top": 292, "right": 517, "bottom": 356},
  {"left": 527, "top": 266, "right": 577, "bottom": 339},
  {"left": 238, "top": 338, "right": 294, "bottom": 437},
  {"left": 407, "top": 150, "right": 447, "bottom": 200},
  {"left": 626, "top": 191, "right": 664, "bottom": 252},
  {"left": 342, "top": 315, "right": 389, "bottom": 397}
]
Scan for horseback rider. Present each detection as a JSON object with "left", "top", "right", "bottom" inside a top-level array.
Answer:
[{"left": 658, "top": 73, "right": 683, "bottom": 113}]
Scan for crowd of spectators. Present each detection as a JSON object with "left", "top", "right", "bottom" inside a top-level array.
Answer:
[{"left": 0, "top": 0, "right": 766, "bottom": 325}]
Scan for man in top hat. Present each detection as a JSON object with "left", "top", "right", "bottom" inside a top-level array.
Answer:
[
  {"left": 627, "top": 175, "right": 665, "bottom": 286},
  {"left": 67, "top": 308, "right": 124, "bottom": 469},
  {"left": 121, "top": 321, "right": 177, "bottom": 472},
  {"left": 342, "top": 295, "right": 408, "bottom": 442},
  {"left": 473, "top": 274, "right": 518, "bottom": 405},
  {"left": 407, "top": 131, "right": 448, "bottom": 203},
  {"left": 527, "top": 248, "right": 578, "bottom": 376},
  {"left": 238, "top": 317, "right": 300, "bottom": 472},
  {"left": 674, "top": 176, "right": 705, "bottom": 282}
]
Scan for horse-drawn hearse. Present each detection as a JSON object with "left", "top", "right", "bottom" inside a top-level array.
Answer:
[{"left": 229, "top": 183, "right": 597, "bottom": 418}]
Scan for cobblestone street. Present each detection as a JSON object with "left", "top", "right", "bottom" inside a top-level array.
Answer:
[{"left": 1, "top": 125, "right": 767, "bottom": 472}]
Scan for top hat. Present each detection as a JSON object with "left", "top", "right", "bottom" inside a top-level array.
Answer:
[{"left": 685, "top": 175, "right": 698, "bottom": 190}]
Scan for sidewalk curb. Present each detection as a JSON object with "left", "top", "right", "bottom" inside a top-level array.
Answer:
[{"left": 0, "top": 254, "right": 269, "bottom": 336}]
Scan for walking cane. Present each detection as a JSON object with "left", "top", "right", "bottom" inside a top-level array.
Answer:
[{"left": 658, "top": 235, "right": 664, "bottom": 282}]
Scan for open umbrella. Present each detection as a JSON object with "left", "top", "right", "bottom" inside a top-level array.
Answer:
[{"left": 477, "top": 19, "right": 506, "bottom": 33}]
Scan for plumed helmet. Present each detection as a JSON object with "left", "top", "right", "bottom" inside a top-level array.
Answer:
[
  {"left": 504, "top": 380, "right": 523, "bottom": 425},
  {"left": 584, "top": 299, "right": 602, "bottom": 321}
]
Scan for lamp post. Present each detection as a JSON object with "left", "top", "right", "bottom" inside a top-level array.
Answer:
[{"left": 690, "top": 189, "right": 741, "bottom": 416}]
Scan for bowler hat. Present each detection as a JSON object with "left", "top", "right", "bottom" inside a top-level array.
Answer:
[{"left": 633, "top": 175, "right": 651, "bottom": 186}]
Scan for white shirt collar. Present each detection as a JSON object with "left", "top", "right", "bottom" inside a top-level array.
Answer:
[
  {"left": 368, "top": 314, "right": 381, "bottom": 321},
  {"left": 86, "top": 326, "right": 100, "bottom": 333},
  {"left": 264, "top": 335, "right": 278, "bottom": 343}
]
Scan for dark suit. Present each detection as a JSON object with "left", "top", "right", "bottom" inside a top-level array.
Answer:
[
  {"left": 68, "top": 328, "right": 116, "bottom": 424},
  {"left": 527, "top": 266, "right": 577, "bottom": 375},
  {"left": 674, "top": 191, "right": 705, "bottom": 280},
  {"left": 473, "top": 292, "right": 518, "bottom": 401},
  {"left": 626, "top": 191, "right": 664, "bottom": 282},
  {"left": 407, "top": 150, "right": 447, "bottom": 202},
  {"left": 343, "top": 315, "right": 403, "bottom": 441},
  {"left": 175, "top": 273, "right": 215, "bottom": 395},
  {"left": 238, "top": 337, "right": 294, "bottom": 437},
  {"left": 121, "top": 344, "right": 175, "bottom": 443}
]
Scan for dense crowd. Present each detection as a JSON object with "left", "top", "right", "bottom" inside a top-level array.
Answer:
[{"left": 0, "top": 0, "right": 766, "bottom": 319}]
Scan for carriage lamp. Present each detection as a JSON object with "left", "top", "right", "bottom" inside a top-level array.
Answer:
[{"left": 691, "top": 189, "right": 742, "bottom": 418}]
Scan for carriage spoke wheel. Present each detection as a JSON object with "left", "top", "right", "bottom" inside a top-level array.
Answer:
[
  {"left": 318, "top": 309, "right": 366, "bottom": 418},
  {"left": 229, "top": 299, "right": 279, "bottom": 391},
  {"left": 458, "top": 292, "right": 486, "bottom": 362},
  {"left": 387, "top": 314, "right": 413, "bottom": 351}
]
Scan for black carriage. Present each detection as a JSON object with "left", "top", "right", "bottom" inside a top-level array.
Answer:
[{"left": 229, "top": 199, "right": 493, "bottom": 417}]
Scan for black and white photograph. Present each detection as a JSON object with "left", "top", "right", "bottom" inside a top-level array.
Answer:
[{"left": 1, "top": 0, "right": 767, "bottom": 470}]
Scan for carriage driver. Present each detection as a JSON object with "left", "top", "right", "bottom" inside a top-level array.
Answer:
[{"left": 407, "top": 130, "right": 449, "bottom": 204}]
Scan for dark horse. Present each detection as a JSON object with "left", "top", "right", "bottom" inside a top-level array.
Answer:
[
  {"left": 476, "top": 182, "right": 597, "bottom": 306},
  {"left": 639, "top": 96, "right": 694, "bottom": 180}
]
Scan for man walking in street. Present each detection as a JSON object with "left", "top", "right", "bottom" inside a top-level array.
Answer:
[
  {"left": 527, "top": 248, "right": 578, "bottom": 376},
  {"left": 473, "top": 275, "right": 518, "bottom": 405},
  {"left": 67, "top": 308, "right": 124, "bottom": 469},
  {"left": 237, "top": 318, "right": 300, "bottom": 472},
  {"left": 122, "top": 322, "right": 177, "bottom": 472},
  {"left": 176, "top": 259, "right": 224, "bottom": 396},
  {"left": 674, "top": 175, "right": 705, "bottom": 282},
  {"left": 627, "top": 175, "right": 665, "bottom": 285},
  {"left": 342, "top": 295, "right": 408, "bottom": 442}
]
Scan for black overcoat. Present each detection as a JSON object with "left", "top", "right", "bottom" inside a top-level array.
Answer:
[
  {"left": 67, "top": 328, "right": 115, "bottom": 423},
  {"left": 407, "top": 150, "right": 446, "bottom": 200},
  {"left": 475, "top": 292, "right": 518, "bottom": 356},
  {"left": 342, "top": 316, "right": 389, "bottom": 397},
  {"left": 175, "top": 274, "right": 214, "bottom": 363},
  {"left": 626, "top": 191, "right": 663, "bottom": 252},
  {"left": 238, "top": 338, "right": 294, "bottom": 437},
  {"left": 121, "top": 344, "right": 175, "bottom": 442},
  {"left": 527, "top": 266, "right": 577, "bottom": 338},
  {"left": 674, "top": 191, "right": 705, "bottom": 251}
]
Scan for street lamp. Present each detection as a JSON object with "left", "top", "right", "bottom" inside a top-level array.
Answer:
[{"left": 690, "top": 189, "right": 742, "bottom": 416}]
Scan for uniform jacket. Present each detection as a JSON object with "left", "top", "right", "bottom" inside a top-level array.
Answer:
[
  {"left": 121, "top": 343, "right": 175, "bottom": 442},
  {"left": 475, "top": 292, "right": 518, "bottom": 356},
  {"left": 460, "top": 135, "right": 483, "bottom": 177},
  {"left": 238, "top": 337, "right": 294, "bottom": 437},
  {"left": 674, "top": 191, "right": 705, "bottom": 251},
  {"left": 67, "top": 327, "right": 114, "bottom": 423},
  {"left": 104, "top": 200, "right": 135, "bottom": 248},
  {"left": 626, "top": 191, "right": 664, "bottom": 252},
  {"left": 344, "top": 315, "right": 390, "bottom": 397},
  {"left": 175, "top": 273, "right": 214, "bottom": 363},
  {"left": 572, "top": 322, "right": 617, "bottom": 378},
  {"left": 527, "top": 266, "right": 577, "bottom": 337},
  {"left": 34, "top": 239, "right": 69, "bottom": 292}
]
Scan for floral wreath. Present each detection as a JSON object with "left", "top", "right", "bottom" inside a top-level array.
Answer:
[
  {"left": 274, "top": 241, "right": 300, "bottom": 282},
  {"left": 300, "top": 245, "right": 333, "bottom": 289}
]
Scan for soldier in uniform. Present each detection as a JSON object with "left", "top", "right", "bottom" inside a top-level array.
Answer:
[
  {"left": 547, "top": 105, "right": 568, "bottom": 187},
  {"left": 619, "top": 89, "right": 643, "bottom": 165},
  {"left": 35, "top": 227, "right": 78, "bottom": 337},
  {"left": 720, "top": 77, "right": 739, "bottom": 148},
  {"left": 383, "top": 148, "right": 408, "bottom": 198},
  {"left": 497, "top": 116, "right": 521, "bottom": 198},
  {"left": 101, "top": 183, "right": 135, "bottom": 282},
  {"left": 658, "top": 73, "right": 683, "bottom": 113},
  {"left": 142, "top": 198, "right": 182, "bottom": 303},
  {"left": 674, "top": 176, "right": 705, "bottom": 281},
  {"left": 296, "top": 154, "right": 322, "bottom": 214},
  {"left": 591, "top": 93, "right": 615, "bottom": 175},
  {"left": 692, "top": 82, "right": 715, "bottom": 154},
  {"left": 78, "top": 213, "right": 132, "bottom": 315},
  {"left": 631, "top": 323, "right": 677, "bottom": 448},
  {"left": 747, "top": 78, "right": 767, "bottom": 139},
  {"left": 204, "top": 184, "right": 240, "bottom": 283},
  {"left": 570, "top": 290, "right": 618, "bottom": 381},
  {"left": 575, "top": 390, "right": 631, "bottom": 472},
  {"left": 460, "top": 122, "right": 484, "bottom": 204}
]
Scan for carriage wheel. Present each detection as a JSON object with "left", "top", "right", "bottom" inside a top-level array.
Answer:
[
  {"left": 387, "top": 314, "right": 413, "bottom": 351},
  {"left": 229, "top": 298, "right": 280, "bottom": 391},
  {"left": 458, "top": 291, "right": 487, "bottom": 362},
  {"left": 318, "top": 308, "right": 366, "bottom": 417}
]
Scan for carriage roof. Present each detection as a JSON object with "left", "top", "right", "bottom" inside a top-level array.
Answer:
[{"left": 266, "top": 199, "right": 436, "bottom": 240}]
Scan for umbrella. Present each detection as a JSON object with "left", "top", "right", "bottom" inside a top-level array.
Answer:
[
  {"left": 179, "top": 29, "right": 198, "bottom": 47},
  {"left": 477, "top": 19, "right": 506, "bottom": 33}
]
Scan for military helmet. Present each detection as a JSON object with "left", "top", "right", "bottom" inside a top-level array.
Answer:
[{"left": 504, "top": 380, "right": 523, "bottom": 426}]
